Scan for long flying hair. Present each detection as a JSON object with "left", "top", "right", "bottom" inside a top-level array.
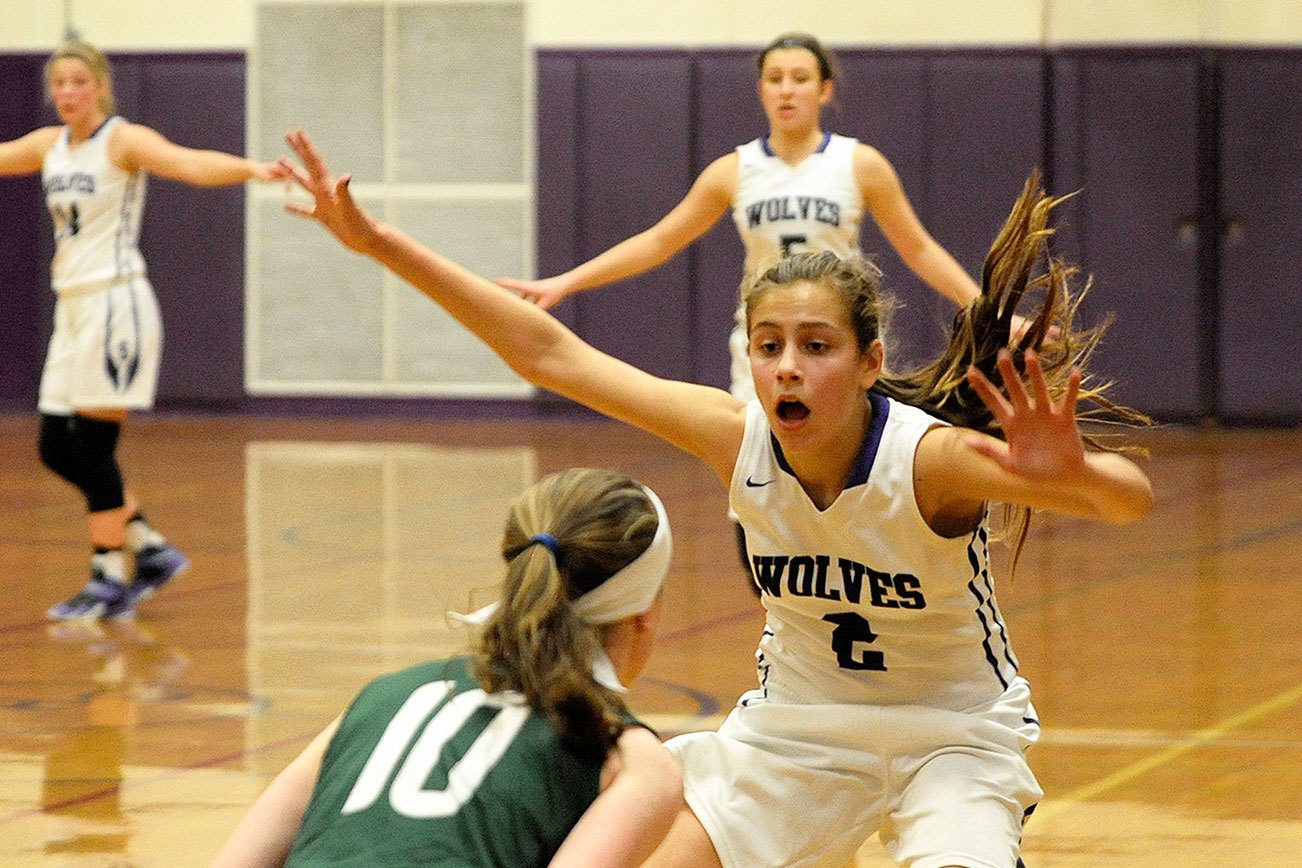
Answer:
[{"left": 745, "top": 171, "right": 1150, "bottom": 570}]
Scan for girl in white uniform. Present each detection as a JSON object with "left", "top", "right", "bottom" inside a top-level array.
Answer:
[
  {"left": 499, "top": 32, "right": 1016, "bottom": 402},
  {"left": 0, "top": 41, "right": 286, "bottom": 620},
  {"left": 279, "top": 128, "right": 1155, "bottom": 868}
]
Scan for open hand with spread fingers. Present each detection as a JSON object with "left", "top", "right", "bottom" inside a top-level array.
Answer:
[
  {"left": 278, "top": 128, "right": 380, "bottom": 255},
  {"left": 964, "top": 349, "right": 1086, "bottom": 482}
]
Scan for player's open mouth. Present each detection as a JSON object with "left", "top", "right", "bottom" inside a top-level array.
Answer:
[{"left": 776, "top": 400, "right": 810, "bottom": 423}]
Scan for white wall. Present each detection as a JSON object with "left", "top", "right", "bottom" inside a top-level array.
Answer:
[{"left": 2, "top": 0, "right": 1298, "bottom": 52}]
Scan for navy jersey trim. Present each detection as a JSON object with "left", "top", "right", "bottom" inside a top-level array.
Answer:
[
  {"left": 758, "top": 131, "right": 833, "bottom": 158},
  {"left": 965, "top": 526, "right": 1018, "bottom": 688},
  {"left": 742, "top": 627, "right": 775, "bottom": 706},
  {"left": 850, "top": 392, "right": 891, "bottom": 487},
  {"left": 974, "top": 526, "right": 1019, "bottom": 672},
  {"left": 114, "top": 171, "right": 140, "bottom": 280},
  {"left": 768, "top": 392, "right": 889, "bottom": 490},
  {"left": 89, "top": 116, "right": 116, "bottom": 141}
]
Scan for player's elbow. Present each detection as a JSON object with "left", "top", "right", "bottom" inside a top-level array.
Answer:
[
  {"left": 637, "top": 747, "right": 685, "bottom": 835},
  {"left": 512, "top": 317, "right": 576, "bottom": 390},
  {"left": 1096, "top": 475, "right": 1155, "bottom": 525},
  {"left": 1114, "top": 481, "right": 1155, "bottom": 524}
]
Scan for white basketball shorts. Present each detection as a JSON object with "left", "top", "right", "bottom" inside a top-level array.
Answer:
[
  {"left": 666, "top": 677, "right": 1042, "bottom": 868},
  {"left": 38, "top": 276, "right": 163, "bottom": 415}
]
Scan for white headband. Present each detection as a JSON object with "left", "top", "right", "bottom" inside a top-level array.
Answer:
[{"left": 449, "top": 485, "right": 672, "bottom": 627}]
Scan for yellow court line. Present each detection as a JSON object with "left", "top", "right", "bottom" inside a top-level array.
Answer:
[{"left": 1037, "top": 680, "right": 1302, "bottom": 823}]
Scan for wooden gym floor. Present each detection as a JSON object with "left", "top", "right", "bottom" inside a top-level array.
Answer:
[{"left": 0, "top": 411, "right": 1298, "bottom": 867}]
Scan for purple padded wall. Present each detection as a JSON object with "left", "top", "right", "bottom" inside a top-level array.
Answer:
[
  {"left": 832, "top": 53, "right": 935, "bottom": 365},
  {"left": 691, "top": 53, "right": 764, "bottom": 390},
  {"left": 0, "top": 55, "right": 45, "bottom": 411},
  {"left": 845, "top": 51, "right": 1044, "bottom": 367},
  {"left": 135, "top": 57, "right": 247, "bottom": 407},
  {"left": 536, "top": 53, "right": 581, "bottom": 335},
  {"left": 4, "top": 47, "right": 1298, "bottom": 421},
  {"left": 571, "top": 52, "right": 696, "bottom": 383},
  {"left": 539, "top": 48, "right": 1045, "bottom": 386},
  {"left": 1218, "top": 50, "right": 1302, "bottom": 421},
  {"left": 1052, "top": 49, "right": 1203, "bottom": 419}
]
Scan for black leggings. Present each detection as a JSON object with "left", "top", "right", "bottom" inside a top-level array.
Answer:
[{"left": 37, "top": 413, "right": 125, "bottom": 512}]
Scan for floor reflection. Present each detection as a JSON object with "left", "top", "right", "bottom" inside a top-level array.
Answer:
[{"left": 39, "top": 619, "right": 188, "bottom": 857}]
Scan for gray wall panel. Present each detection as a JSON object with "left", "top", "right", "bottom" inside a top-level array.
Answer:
[
  {"left": 252, "top": 196, "right": 385, "bottom": 384},
  {"left": 392, "top": 3, "right": 524, "bottom": 184},
  {"left": 390, "top": 199, "right": 525, "bottom": 387},
  {"left": 254, "top": 5, "right": 385, "bottom": 183}
]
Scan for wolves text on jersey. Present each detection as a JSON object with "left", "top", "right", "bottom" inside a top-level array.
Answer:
[
  {"left": 744, "top": 195, "right": 841, "bottom": 229},
  {"left": 751, "top": 554, "right": 926, "bottom": 609},
  {"left": 44, "top": 172, "right": 96, "bottom": 195}
]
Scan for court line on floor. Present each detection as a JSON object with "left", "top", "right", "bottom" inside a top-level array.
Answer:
[{"left": 1036, "top": 679, "right": 1302, "bottom": 823}]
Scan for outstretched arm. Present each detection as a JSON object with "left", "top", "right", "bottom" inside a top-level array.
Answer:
[
  {"left": 916, "top": 350, "right": 1153, "bottom": 529},
  {"left": 549, "top": 727, "right": 683, "bottom": 868},
  {"left": 856, "top": 145, "right": 980, "bottom": 307},
  {"left": 0, "top": 127, "right": 60, "bottom": 177},
  {"left": 856, "top": 145, "right": 1041, "bottom": 342},
  {"left": 210, "top": 717, "right": 339, "bottom": 868},
  {"left": 111, "top": 122, "right": 286, "bottom": 185},
  {"left": 280, "top": 128, "right": 745, "bottom": 484},
  {"left": 497, "top": 153, "right": 734, "bottom": 309}
]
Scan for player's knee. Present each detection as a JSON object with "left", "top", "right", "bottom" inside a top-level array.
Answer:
[
  {"left": 70, "top": 414, "right": 125, "bottom": 512},
  {"left": 37, "top": 413, "right": 80, "bottom": 485}
]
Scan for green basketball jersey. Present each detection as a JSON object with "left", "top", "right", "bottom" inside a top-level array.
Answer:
[{"left": 286, "top": 656, "right": 628, "bottom": 867}]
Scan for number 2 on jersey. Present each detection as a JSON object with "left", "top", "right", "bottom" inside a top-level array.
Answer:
[
  {"left": 822, "top": 611, "right": 887, "bottom": 671},
  {"left": 341, "top": 680, "right": 530, "bottom": 818}
]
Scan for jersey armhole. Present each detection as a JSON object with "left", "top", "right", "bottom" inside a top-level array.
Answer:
[{"left": 911, "top": 422, "right": 985, "bottom": 540}]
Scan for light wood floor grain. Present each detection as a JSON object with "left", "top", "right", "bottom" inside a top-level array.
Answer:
[{"left": 1, "top": 413, "right": 1298, "bottom": 867}]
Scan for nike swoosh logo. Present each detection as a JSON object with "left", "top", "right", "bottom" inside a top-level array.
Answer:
[{"left": 745, "top": 476, "right": 775, "bottom": 488}]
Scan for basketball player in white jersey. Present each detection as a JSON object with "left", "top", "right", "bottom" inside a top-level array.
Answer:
[
  {"left": 0, "top": 41, "right": 286, "bottom": 620},
  {"left": 499, "top": 32, "right": 1029, "bottom": 402},
  {"left": 500, "top": 33, "right": 1039, "bottom": 591},
  {"left": 280, "top": 128, "right": 1154, "bottom": 868}
]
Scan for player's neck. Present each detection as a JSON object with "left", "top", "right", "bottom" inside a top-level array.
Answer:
[
  {"left": 67, "top": 113, "right": 108, "bottom": 146},
  {"left": 766, "top": 127, "right": 825, "bottom": 164},
  {"left": 784, "top": 399, "right": 872, "bottom": 511}
]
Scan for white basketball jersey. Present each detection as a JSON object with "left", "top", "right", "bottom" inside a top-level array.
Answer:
[
  {"left": 730, "top": 132, "right": 864, "bottom": 282},
  {"left": 42, "top": 116, "right": 147, "bottom": 292},
  {"left": 730, "top": 394, "right": 1021, "bottom": 711}
]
